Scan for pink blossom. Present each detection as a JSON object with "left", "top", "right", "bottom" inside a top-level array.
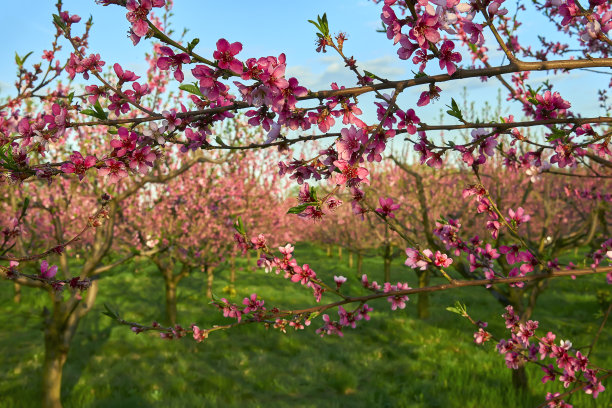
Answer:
[
  {"left": 417, "top": 85, "right": 442, "bottom": 107},
  {"left": 508, "top": 207, "right": 530, "bottom": 227},
  {"left": 128, "top": 146, "right": 156, "bottom": 174},
  {"left": 376, "top": 197, "right": 400, "bottom": 218},
  {"left": 433, "top": 251, "right": 453, "bottom": 267},
  {"left": 213, "top": 39, "right": 243, "bottom": 74},
  {"left": 99, "top": 159, "right": 128, "bottom": 183},
  {"left": 405, "top": 248, "right": 429, "bottom": 270},
  {"left": 40, "top": 261, "right": 58, "bottom": 279},
  {"left": 396, "top": 108, "right": 420, "bottom": 134},
  {"left": 61, "top": 151, "right": 97, "bottom": 181},
  {"left": 126, "top": 0, "right": 154, "bottom": 38},
  {"left": 157, "top": 46, "right": 190, "bottom": 82},
  {"left": 332, "top": 160, "right": 369, "bottom": 186},
  {"left": 111, "top": 127, "right": 138, "bottom": 157},
  {"left": 114, "top": 63, "right": 140, "bottom": 83},
  {"left": 337, "top": 126, "right": 367, "bottom": 160},
  {"left": 334, "top": 275, "right": 347, "bottom": 289},
  {"left": 409, "top": 13, "right": 441, "bottom": 49}
]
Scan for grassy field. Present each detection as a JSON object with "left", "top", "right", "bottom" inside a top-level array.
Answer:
[{"left": 1, "top": 243, "right": 610, "bottom": 407}]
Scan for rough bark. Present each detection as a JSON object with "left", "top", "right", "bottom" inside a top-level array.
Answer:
[
  {"left": 42, "top": 281, "right": 99, "bottom": 408},
  {"left": 206, "top": 265, "right": 214, "bottom": 299},
  {"left": 383, "top": 254, "right": 391, "bottom": 282},
  {"left": 512, "top": 363, "right": 529, "bottom": 391},
  {"left": 417, "top": 270, "right": 430, "bottom": 319},
  {"left": 13, "top": 282, "right": 21, "bottom": 303},
  {"left": 164, "top": 280, "right": 177, "bottom": 326}
]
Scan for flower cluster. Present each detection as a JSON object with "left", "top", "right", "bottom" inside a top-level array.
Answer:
[{"left": 492, "top": 306, "right": 606, "bottom": 405}]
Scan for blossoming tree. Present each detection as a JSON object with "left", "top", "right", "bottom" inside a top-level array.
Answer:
[{"left": 1, "top": 0, "right": 612, "bottom": 407}]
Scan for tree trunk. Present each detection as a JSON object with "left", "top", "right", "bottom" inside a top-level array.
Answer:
[
  {"left": 13, "top": 282, "right": 21, "bottom": 303},
  {"left": 512, "top": 363, "right": 529, "bottom": 390},
  {"left": 165, "top": 280, "right": 177, "bottom": 326},
  {"left": 42, "top": 337, "right": 67, "bottom": 408},
  {"left": 206, "top": 265, "right": 214, "bottom": 299},
  {"left": 326, "top": 245, "right": 331, "bottom": 257},
  {"left": 348, "top": 252, "right": 353, "bottom": 268},
  {"left": 384, "top": 256, "right": 391, "bottom": 282},
  {"left": 337, "top": 246, "right": 342, "bottom": 260},
  {"left": 230, "top": 255, "right": 236, "bottom": 285},
  {"left": 357, "top": 253, "right": 363, "bottom": 275},
  {"left": 42, "top": 281, "right": 99, "bottom": 408},
  {"left": 417, "top": 270, "right": 430, "bottom": 319}
]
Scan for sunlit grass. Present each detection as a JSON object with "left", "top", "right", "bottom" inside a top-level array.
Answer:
[{"left": 0, "top": 243, "right": 610, "bottom": 407}]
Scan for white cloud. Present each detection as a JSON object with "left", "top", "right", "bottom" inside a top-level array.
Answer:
[{"left": 286, "top": 55, "right": 406, "bottom": 92}]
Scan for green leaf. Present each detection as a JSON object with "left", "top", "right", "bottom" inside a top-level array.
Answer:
[
  {"left": 234, "top": 216, "right": 245, "bottom": 234},
  {"left": 187, "top": 38, "right": 200, "bottom": 52},
  {"left": 287, "top": 203, "right": 313, "bottom": 214},
  {"left": 20, "top": 197, "right": 30, "bottom": 219},
  {"left": 446, "top": 306, "right": 462, "bottom": 315},
  {"left": 21, "top": 51, "right": 33, "bottom": 66},
  {"left": 102, "top": 303, "right": 119, "bottom": 320},
  {"left": 307, "top": 19, "right": 322, "bottom": 32},
  {"left": 15, "top": 52, "right": 22, "bottom": 67},
  {"left": 446, "top": 301, "right": 467, "bottom": 316},
  {"left": 308, "top": 13, "right": 329, "bottom": 36},
  {"left": 215, "top": 136, "right": 227, "bottom": 146},
  {"left": 364, "top": 70, "right": 377, "bottom": 79},
  {"left": 81, "top": 108, "right": 106, "bottom": 121},
  {"left": 445, "top": 98, "right": 464, "bottom": 122},
  {"left": 93, "top": 100, "right": 108, "bottom": 119},
  {"left": 309, "top": 186, "right": 318, "bottom": 201},
  {"left": 179, "top": 83, "right": 204, "bottom": 98},
  {"left": 52, "top": 14, "right": 67, "bottom": 31}
]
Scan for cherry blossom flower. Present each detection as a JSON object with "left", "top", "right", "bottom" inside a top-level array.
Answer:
[
  {"left": 376, "top": 197, "right": 400, "bottom": 218},
  {"left": 61, "top": 151, "right": 97, "bottom": 181},
  {"left": 213, "top": 38, "right": 243, "bottom": 74},
  {"left": 99, "top": 159, "right": 128, "bottom": 183},
  {"left": 110, "top": 127, "right": 138, "bottom": 157},
  {"left": 332, "top": 160, "right": 369, "bottom": 186},
  {"left": 40, "top": 261, "right": 58, "bottom": 279},
  {"left": 157, "top": 46, "right": 190, "bottom": 82}
]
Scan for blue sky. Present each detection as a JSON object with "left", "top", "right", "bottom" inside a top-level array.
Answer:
[{"left": 0, "top": 1, "right": 607, "bottom": 130}]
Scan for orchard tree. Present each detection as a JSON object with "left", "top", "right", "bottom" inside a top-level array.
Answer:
[{"left": 1, "top": 0, "right": 612, "bottom": 407}]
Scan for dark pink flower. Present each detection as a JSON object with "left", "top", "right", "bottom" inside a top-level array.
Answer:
[
  {"left": 409, "top": 14, "right": 441, "bottom": 49},
  {"left": 99, "top": 159, "right": 128, "bottom": 183},
  {"left": 157, "top": 46, "right": 190, "bottom": 82},
  {"left": 396, "top": 109, "right": 420, "bottom": 134},
  {"left": 463, "top": 21, "right": 485, "bottom": 46},
  {"left": 128, "top": 146, "right": 156, "bottom": 174},
  {"left": 126, "top": 0, "right": 153, "bottom": 38},
  {"left": 438, "top": 40, "right": 461, "bottom": 75},
  {"left": 111, "top": 127, "right": 138, "bottom": 157},
  {"left": 114, "top": 63, "right": 140, "bottom": 83},
  {"left": 61, "top": 151, "right": 97, "bottom": 181},
  {"left": 40, "top": 260, "right": 58, "bottom": 279},
  {"left": 213, "top": 38, "right": 243, "bottom": 74},
  {"left": 376, "top": 197, "right": 400, "bottom": 218},
  {"left": 417, "top": 85, "right": 442, "bottom": 107},
  {"left": 337, "top": 126, "right": 367, "bottom": 160},
  {"left": 508, "top": 207, "right": 530, "bottom": 227},
  {"left": 332, "top": 160, "right": 369, "bottom": 186},
  {"left": 433, "top": 251, "right": 453, "bottom": 267}
]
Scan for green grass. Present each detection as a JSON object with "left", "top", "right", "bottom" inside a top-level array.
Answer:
[{"left": 1, "top": 243, "right": 610, "bottom": 407}]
